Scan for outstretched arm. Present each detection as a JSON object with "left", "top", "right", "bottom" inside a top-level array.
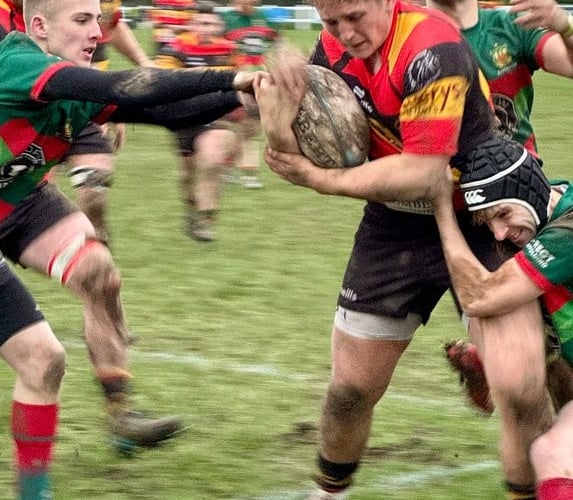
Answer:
[
  {"left": 431, "top": 171, "right": 543, "bottom": 316},
  {"left": 40, "top": 66, "right": 259, "bottom": 107},
  {"left": 38, "top": 66, "right": 262, "bottom": 129},
  {"left": 109, "top": 91, "right": 242, "bottom": 130}
]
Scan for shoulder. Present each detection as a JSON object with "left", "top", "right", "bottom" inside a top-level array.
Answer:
[{"left": 392, "top": 4, "right": 467, "bottom": 65}]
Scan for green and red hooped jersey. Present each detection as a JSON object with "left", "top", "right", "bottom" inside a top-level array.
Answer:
[
  {"left": 310, "top": 1, "right": 495, "bottom": 176},
  {"left": 0, "top": 32, "right": 116, "bottom": 220},
  {"left": 223, "top": 9, "right": 277, "bottom": 68},
  {"left": 461, "top": 8, "right": 554, "bottom": 157},
  {"left": 515, "top": 181, "right": 573, "bottom": 367}
]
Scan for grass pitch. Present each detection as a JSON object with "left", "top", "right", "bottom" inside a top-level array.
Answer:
[{"left": 0, "top": 29, "right": 571, "bottom": 499}]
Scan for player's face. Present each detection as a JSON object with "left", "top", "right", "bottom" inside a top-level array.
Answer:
[
  {"left": 44, "top": 0, "right": 102, "bottom": 67},
  {"left": 476, "top": 203, "right": 538, "bottom": 248},
  {"left": 190, "top": 12, "right": 225, "bottom": 39},
  {"left": 316, "top": 0, "right": 395, "bottom": 61},
  {"left": 233, "top": 0, "right": 259, "bottom": 15}
]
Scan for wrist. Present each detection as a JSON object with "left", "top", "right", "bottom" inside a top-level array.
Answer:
[{"left": 559, "top": 12, "right": 573, "bottom": 38}]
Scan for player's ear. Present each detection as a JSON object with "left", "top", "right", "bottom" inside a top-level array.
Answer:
[{"left": 29, "top": 14, "right": 49, "bottom": 40}]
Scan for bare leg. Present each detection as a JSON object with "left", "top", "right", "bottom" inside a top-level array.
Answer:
[
  {"left": 20, "top": 212, "right": 182, "bottom": 449},
  {"left": 182, "top": 127, "right": 239, "bottom": 241},
  {"left": 470, "top": 301, "right": 554, "bottom": 489},
  {"left": 1, "top": 322, "right": 65, "bottom": 499},
  {"left": 315, "top": 325, "right": 409, "bottom": 494}
]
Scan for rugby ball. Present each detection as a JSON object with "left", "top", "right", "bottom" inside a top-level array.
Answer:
[{"left": 292, "top": 65, "right": 369, "bottom": 168}]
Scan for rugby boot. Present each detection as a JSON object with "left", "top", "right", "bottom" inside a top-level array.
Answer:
[
  {"left": 185, "top": 207, "right": 215, "bottom": 242},
  {"left": 444, "top": 339, "right": 494, "bottom": 415},
  {"left": 108, "top": 405, "right": 184, "bottom": 453}
]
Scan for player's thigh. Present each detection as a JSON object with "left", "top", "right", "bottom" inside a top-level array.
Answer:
[
  {"left": 0, "top": 184, "right": 95, "bottom": 271},
  {"left": 332, "top": 327, "right": 410, "bottom": 401},
  {"left": 1, "top": 321, "right": 64, "bottom": 379},
  {"left": 331, "top": 309, "right": 418, "bottom": 400},
  {"left": 19, "top": 211, "right": 95, "bottom": 273}
]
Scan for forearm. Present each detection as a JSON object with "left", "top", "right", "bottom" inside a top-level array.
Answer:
[
  {"left": 432, "top": 200, "right": 493, "bottom": 315},
  {"left": 110, "top": 22, "right": 155, "bottom": 67},
  {"left": 313, "top": 153, "right": 450, "bottom": 202},
  {"left": 109, "top": 91, "right": 241, "bottom": 129},
  {"left": 41, "top": 66, "right": 237, "bottom": 107}
]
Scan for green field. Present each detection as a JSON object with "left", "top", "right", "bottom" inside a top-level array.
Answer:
[{"left": 0, "top": 28, "right": 572, "bottom": 499}]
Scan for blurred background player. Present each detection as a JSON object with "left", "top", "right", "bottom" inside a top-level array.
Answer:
[
  {"left": 0, "top": 0, "right": 24, "bottom": 35},
  {"left": 427, "top": 0, "right": 573, "bottom": 158},
  {"left": 427, "top": 0, "right": 573, "bottom": 424},
  {"left": 153, "top": 1, "right": 242, "bottom": 241},
  {"left": 223, "top": 0, "right": 278, "bottom": 189}
]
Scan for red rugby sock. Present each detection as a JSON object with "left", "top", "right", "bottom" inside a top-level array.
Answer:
[
  {"left": 538, "top": 478, "right": 573, "bottom": 500},
  {"left": 12, "top": 401, "right": 58, "bottom": 473}
]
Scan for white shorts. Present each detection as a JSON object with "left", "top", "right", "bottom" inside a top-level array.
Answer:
[{"left": 334, "top": 305, "right": 423, "bottom": 341}]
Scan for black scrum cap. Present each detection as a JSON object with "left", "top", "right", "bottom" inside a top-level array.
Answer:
[{"left": 459, "top": 138, "right": 550, "bottom": 227}]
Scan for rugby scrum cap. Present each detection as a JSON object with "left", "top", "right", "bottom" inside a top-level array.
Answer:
[{"left": 459, "top": 138, "right": 551, "bottom": 228}]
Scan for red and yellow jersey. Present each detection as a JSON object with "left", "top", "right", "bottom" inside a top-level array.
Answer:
[
  {"left": 0, "top": 0, "right": 24, "bottom": 40},
  {"left": 310, "top": 1, "right": 495, "bottom": 168},
  {"left": 100, "top": 0, "right": 123, "bottom": 43},
  {"left": 92, "top": 0, "right": 123, "bottom": 68},
  {"left": 156, "top": 32, "right": 235, "bottom": 70}
]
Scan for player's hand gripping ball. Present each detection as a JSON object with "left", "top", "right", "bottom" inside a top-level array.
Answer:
[{"left": 293, "top": 65, "right": 370, "bottom": 168}]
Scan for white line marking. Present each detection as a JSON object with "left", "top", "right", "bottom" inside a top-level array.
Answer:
[
  {"left": 241, "top": 460, "right": 500, "bottom": 499},
  {"left": 376, "top": 460, "right": 499, "bottom": 488},
  {"left": 62, "top": 340, "right": 475, "bottom": 407}
]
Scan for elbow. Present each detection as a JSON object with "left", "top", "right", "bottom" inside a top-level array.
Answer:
[{"left": 454, "top": 289, "right": 492, "bottom": 317}]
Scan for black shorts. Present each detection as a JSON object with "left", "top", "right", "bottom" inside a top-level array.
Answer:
[
  {"left": 67, "top": 122, "right": 113, "bottom": 157},
  {"left": 0, "top": 257, "right": 44, "bottom": 346},
  {"left": 0, "top": 183, "right": 79, "bottom": 263},
  {"left": 337, "top": 202, "right": 509, "bottom": 324}
]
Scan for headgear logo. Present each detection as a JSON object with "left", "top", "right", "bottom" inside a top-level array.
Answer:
[{"left": 464, "top": 189, "right": 486, "bottom": 205}]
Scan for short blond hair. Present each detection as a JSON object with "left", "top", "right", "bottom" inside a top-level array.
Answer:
[{"left": 23, "top": 0, "right": 59, "bottom": 28}]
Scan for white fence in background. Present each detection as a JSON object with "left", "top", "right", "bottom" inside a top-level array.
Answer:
[{"left": 121, "top": 5, "right": 322, "bottom": 30}]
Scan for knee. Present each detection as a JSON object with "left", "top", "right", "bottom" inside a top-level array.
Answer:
[
  {"left": 196, "top": 129, "right": 239, "bottom": 166},
  {"left": 492, "top": 379, "right": 546, "bottom": 419},
  {"left": 25, "top": 342, "right": 67, "bottom": 396},
  {"left": 488, "top": 363, "right": 546, "bottom": 415},
  {"left": 66, "top": 243, "right": 121, "bottom": 300},
  {"left": 42, "top": 346, "right": 67, "bottom": 394},
  {"left": 324, "top": 384, "right": 370, "bottom": 423}
]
